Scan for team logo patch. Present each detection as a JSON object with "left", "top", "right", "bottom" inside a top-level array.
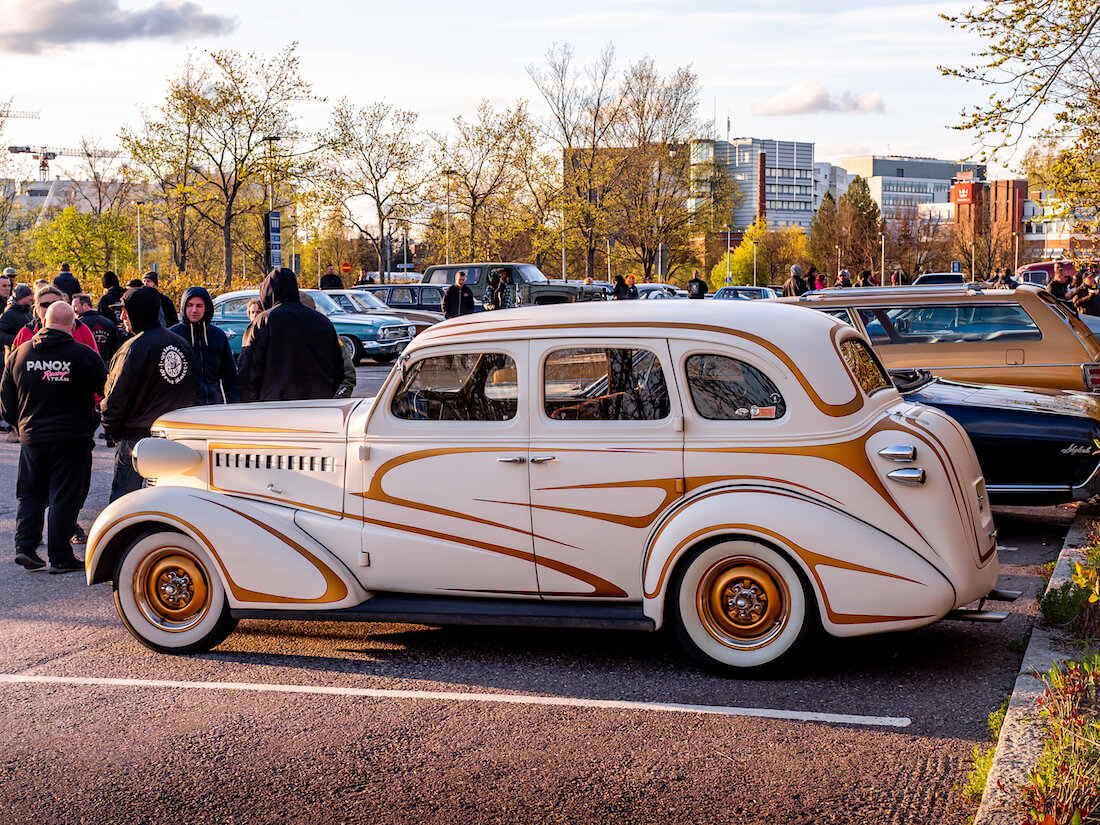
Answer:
[{"left": 159, "top": 345, "right": 188, "bottom": 384}]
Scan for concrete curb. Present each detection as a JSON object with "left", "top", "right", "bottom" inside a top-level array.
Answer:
[{"left": 974, "top": 506, "right": 1096, "bottom": 825}]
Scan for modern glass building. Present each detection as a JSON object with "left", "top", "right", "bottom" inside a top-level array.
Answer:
[{"left": 838, "top": 155, "right": 986, "bottom": 214}]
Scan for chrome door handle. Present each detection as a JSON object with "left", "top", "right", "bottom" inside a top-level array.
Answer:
[
  {"left": 267, "top": 483, "right": 284, "bottom": 494},
  {"left": 887, "top": 468, "right": 925, "bottom": 485},
  {"left": 497, "top": 456, "right": 526, "bottom": 464},
  {"left": 530, "top": 455, "right": 557, "bottom": 464}
]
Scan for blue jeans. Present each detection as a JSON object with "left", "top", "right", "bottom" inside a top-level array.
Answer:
[{"left": 109, "top": 439, "right": 144, "bottom": 502}]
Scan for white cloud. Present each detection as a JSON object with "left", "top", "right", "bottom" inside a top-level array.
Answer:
[
  {"left": 0, "top": 0, "right": 236, "bottom": 54},
  {"left": 753, "top": 81, "right": 885, "bottom": 116}
]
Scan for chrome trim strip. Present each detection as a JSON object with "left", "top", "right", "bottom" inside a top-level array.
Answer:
[{"left": 985, "top": 484, "right": 1071, "bottom": 493}]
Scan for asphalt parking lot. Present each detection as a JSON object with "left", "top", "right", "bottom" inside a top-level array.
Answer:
[{"left": 0, "top": 363, "right": 1074, "bottom": 824}]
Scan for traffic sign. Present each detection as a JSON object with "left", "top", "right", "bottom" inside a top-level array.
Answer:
[
  {"left": 951, "top": 261, "right": 962, "bottom": 273},
  {"left": 341, "top": 261, "right": 352, "bottom": 275},
  {"left": 725, "top": 275, "right": 732, "bottom": 285}
]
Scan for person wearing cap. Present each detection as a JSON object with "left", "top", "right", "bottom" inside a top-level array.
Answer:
[
  {"left": 101, "top": 286, "right": 196, "bottom": 501},
  {"left": 238, "top": 268, "right": 343, "bottom": 402},
  {"left": 141, "top": 270, "right": 178, "bottom": 326},
  {"left": 52, "top": 261, "right": 81, "bottom": 301},
  {"left": 1, "top": 283, "right": 34, "bottom": 356},
  {"left": 98, "top": 271, "right": 126, "bottom": 323},
  {"left": 1, "top": 301, "right": 107, "bottom": 573},
  {"left": 1074, "top": 270, "right": 1100, "bottom": 316}
]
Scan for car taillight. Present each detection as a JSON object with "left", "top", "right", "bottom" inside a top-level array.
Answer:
[{"left": 1084, "top": 363, "right": 1100, "bottom": 391}]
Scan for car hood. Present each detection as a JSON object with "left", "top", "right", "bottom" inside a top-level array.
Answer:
[
  {"left": 331, "top": 312, "right": 407, "bottom": 329},
  {"left": 151, "top": 399, "right": 366, "bottom": 440},
  {"left": 905, "top": 376, "right": 1100, "bottom": 419}
]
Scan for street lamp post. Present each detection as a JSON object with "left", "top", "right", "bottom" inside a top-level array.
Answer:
[
  {"left": 835, "top": 244, "right": 840, "bottom": 278},
  {"left": 752, "top": 240, "right": 758, "bottom": 287},
  {"left": 879, "top": 232, "right": 885, "bottom": 284},
  {"left": 1014, "top": 231, "right": 1020, "bottom": 272},
  {"left": 443, "top": 168, "right": 456, "bottom": 265},
  {"left": 262, "top": 135, "right": 282, "bottom": 213},
  {"left": 970, "top": 241, "right": 976, "bottom": 279},
  {"left": 134, "top": 200, "right": 144, "bottom": 271},
  {"left": 724, "top": 224, "right": 731, "bottom": 284}
]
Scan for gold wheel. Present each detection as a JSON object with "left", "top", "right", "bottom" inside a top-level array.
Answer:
[
  {"left": 697, "top": 557, "right": 790, "bottom": 650},
  {"left": 133, "top": 547, "right": 211, "bottom": 632}
]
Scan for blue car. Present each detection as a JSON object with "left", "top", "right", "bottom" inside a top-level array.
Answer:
[{"left": 212, "top": 289, "right": 415, "bottom": 364}]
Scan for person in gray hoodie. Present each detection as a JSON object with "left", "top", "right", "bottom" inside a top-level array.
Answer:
[{"left": 169, "top": 286, "right": 239, "bottom": 405}]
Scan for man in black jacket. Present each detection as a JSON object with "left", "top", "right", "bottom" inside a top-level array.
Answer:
[
  {"left": 141, "top": 271, "right": 179, "bottom": 326},
  {"left": 72, "top": 293, "right": 121, "bottom": 366},
  {"left": 441, "top": 270, "right": 475, "bottom": 319},
  {"left": 52, "top": 262, "right": 81, "bottom": 301},
  {"left": 318, "top": 264, "right": 344, "bottom": 290},
  {"left": 98, "top": 271, "right": 126, "bottom": 322},
  {"left": 101, "top": 286, "right": 196, "bottom": 501},
  {"left": 0, "top": 283, "right": 33, "bottom": 357},
  {"left": 238, "top": 268, "right": 343, "bottom": 401},
  {"left": 1, "top": 301, "right": 107, "bottom": 572},
  {"left": 169, "top": 286, "right": 239, "bottom": 405}
]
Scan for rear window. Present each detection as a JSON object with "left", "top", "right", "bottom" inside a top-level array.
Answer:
[
  {"left": 839, "top": 339, "right": 892, "bottom": 395},
  {"left": 856, "top": 304, "right": 1041, "bottom": 344},
  {"left": 685, "top": 355, "right": 786, "bottom": 420},
  {"left": 426, "top": 267, "right": 483, "bottom": 286}
]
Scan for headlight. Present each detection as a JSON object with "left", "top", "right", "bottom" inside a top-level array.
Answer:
[
  {"left": 378, "top": 326, "right": 412, "bottom": 341},
  {"left": 133, "top": 438, "right": 201, "bottom": 479}
]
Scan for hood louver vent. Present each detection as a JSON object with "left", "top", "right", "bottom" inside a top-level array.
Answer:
[{"left": 213, "top": 451, "right": 335, "bottom": 473}]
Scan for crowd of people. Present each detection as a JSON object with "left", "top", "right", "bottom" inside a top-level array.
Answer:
[{"left": 0, "top": 264, "right": 347, "bottom": 574}]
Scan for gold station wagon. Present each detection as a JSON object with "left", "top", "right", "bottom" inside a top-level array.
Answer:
[{"left": 774, "top": 285, "right": 1100, "bottom": 392}]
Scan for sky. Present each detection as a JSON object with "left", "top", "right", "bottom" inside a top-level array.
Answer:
[{"left": 0, "top": 0, "right": 1030, "bottom": 180}]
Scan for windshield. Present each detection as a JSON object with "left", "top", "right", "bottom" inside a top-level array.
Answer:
[
  {"left": 303, "top": 290, "right": 344, "bottom": 316},
  {"left": 348, "top": 291, "right": 390, "bottom": 312},
  {"left": 517, "top": 264, "right": 548, "bottom": 284}
]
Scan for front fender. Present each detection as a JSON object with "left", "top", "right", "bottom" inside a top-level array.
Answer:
[
  {"left": 641, "top": 488, "right": 958, "bottom": 638},
  {"left": 87, "top": 487, "right": 368, "bottom": 609}
]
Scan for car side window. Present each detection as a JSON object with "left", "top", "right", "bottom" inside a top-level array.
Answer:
[
  {"left": 390, "top": 352, "right": 518, "bottom": 422},
  {"left": 685, "top": 355, "right": 786, "bottom": 420},
  {"left": 820, "top": 308, "right": 855, "bottom": 326},
  {"left": 330, "top": 294, "right": 355, "bottom": 312},
  {"left": 390, "top": 288, "right": 414, "bottom": 306},
  {"left": 544, "top": 347, "right": 670, "bottom": 421},
  {"left": 857, "top": 304, "right": 1041, "bottom": 344},
  {"left": 421, "top": 287, "right": 443, "bottom": 306},
  {"left": 220, "top": 297, "right": 250, "bottom": 317}
]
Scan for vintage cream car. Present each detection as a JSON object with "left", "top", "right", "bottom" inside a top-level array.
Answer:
[{"left": 86, "top": 301, "right": 1012, "bottom": 674}]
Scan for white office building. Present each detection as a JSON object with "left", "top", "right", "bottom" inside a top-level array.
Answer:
[{"left": 839, "top": 154, "right": 986, "bottom": 216}]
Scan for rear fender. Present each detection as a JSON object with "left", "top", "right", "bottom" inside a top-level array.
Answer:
[
  {"left": 86, "top": 487, "right": 367, "bottom": 609},
  {"left": 641, "top": 488, "right": 956, "bottom": 638}
]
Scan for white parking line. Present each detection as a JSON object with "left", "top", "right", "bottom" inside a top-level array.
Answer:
[{"left": 0, "top": 673, "right": 911, "bottom": 728}]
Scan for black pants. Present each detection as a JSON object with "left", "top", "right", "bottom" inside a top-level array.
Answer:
[{"left": 15, "top": 438, "right": 94, "bottom": 565}]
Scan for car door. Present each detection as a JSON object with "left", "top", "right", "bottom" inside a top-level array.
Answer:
[
  {"left": 527, "top": 339, "right": 684, "bottom": 601},
  {"left": 211, "top": 296, "right": 251, "bottom": 355},
  {"left": 358, "top": 342, "right": 539, "bottom": 597}
]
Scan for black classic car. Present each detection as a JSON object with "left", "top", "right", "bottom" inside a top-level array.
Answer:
[{"left": 893, "top": 369, "right": 1100, "bottom": 505}]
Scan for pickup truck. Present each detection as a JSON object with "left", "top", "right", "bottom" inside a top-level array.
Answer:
[{"left": 421, "top": 262, "right": 605, "bottom": 308}]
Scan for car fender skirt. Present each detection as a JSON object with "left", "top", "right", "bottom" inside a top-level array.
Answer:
[
  {"left": 86, "top": 487, "right": 367, "bottom": 608},
  {"left": 641, "top": 489, "right": 955, "bottom": 637}
]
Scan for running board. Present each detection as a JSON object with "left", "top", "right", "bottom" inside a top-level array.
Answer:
[
  {"left": 232, "top": 594, "right": 656, "bottom": 631},
  {"left": 943, "top": 609, "right": 1011, "bottom": 623},
  {"left": 984, "top": 589, "right": 1022, "bottom": 602}
]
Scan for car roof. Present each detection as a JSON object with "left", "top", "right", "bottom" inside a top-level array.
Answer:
[
  {"left": 772, "top": 284, "right": 1043, "bottom": 306},
  {"left": 412, "top": 297, "right": 847, "bottom": 351}
]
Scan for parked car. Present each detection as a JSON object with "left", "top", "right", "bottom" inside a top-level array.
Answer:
[
  {"left": 713, "top": 285, "right": 782, "bottom": 301},
  {"left": 892, "top": 369, "right": 1100, "bottom": 505},
  {"left": 1015, "top": 259, "right": 1078, "bottom": 287},
  {"left": 636, "top": 283, "right": 686, "bottom": 299},
  {"left": 912, "top": 272, "right": 967, "bottom": 286},
  {"left": 325, "top": 289, "right": 443, "bottom": 336},
  {"left": 211, "top": 289, "right": 415, "bottom": 364},
  {"left": 421, "top": 262, "right": 605, "bottom": 307},
  {"left": 772, "top": 284, "right": 1100, "bottom": 392},
  {"left": 355, "top": 283, "right": 448, "bottom": 315},
  {"left": 87, "top": 300, "right": 1007, "bottom": 674}
]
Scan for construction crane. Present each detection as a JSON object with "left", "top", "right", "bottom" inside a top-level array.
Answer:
[
  {"left": 0, "top": 98, "right": 39, "bottom": 119},
  {"left": 8, "top": 145, "right": 120, "bottom": 181}
]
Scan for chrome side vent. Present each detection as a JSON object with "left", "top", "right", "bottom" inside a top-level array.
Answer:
[
  {"left": 212, "top": 452, "right": 335, "bottom": 473},
  {"left": 887, "top": 468, "right": 926, "bottom": 486},
  {"left": 878, "top": 445, "right": 917, "bottom": 462}
]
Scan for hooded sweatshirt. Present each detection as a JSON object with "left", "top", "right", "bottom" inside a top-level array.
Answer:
[
  {"left": 1, "top": 326, "right": 108, "bottom": 444},
  {"left": 237, "top": 268, "right": 343, "bottom": 402},
  {"left": 100, "top": 286, "right": 196, "bottom": 441},
  {"left": 169, "top": 286, "right": 239, "bottom": 405}
]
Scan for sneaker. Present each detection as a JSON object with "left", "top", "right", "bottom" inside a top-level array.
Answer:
[
  {"left": 15, "top": 551, "right": 46, "bottom": 571},
  {"left": 48, "top": 559, "right": 84, "bottom": 575},
  {"left": 71, "top": 524, "right": 88, "bottom": 544},
  {"left": 104, "top": 436, "right": 115, "bottom": 448}
]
